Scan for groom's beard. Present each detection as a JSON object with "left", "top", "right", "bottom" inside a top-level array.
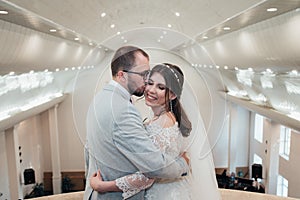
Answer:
[
  {"left": 129, "top": 84, "right": 145, "bottom": 97},
  {"left": 132, "top": 88, "right": 144, "bottom": 97}
]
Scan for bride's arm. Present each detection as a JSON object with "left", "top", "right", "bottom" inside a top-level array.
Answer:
[
  {"left": 115, "top": 172, "right": 155, "bottom": 199},
  {"left": 90, "top": 170, "right": 155, "bottom": 199},
  {"left": 90, "top": 170, "right": 120, "bottom": 192}
]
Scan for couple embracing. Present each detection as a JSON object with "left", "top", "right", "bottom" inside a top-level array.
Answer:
[{"left": 84, "top": 46, "right": 219, "bottom": 199}]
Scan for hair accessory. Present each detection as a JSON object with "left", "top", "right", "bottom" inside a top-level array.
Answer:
[{"left": 165, "top": 64, "right": 180, "bottom": 84}]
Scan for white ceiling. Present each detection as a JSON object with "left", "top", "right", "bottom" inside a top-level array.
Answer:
[
  {"left": 2, "top": 0, "right": 297, "bottom": 50},
  {"left": 0, "top": 0, "right": 300, "bottom": 127},
  {"left": 1, "top": 0, "right": 261, "bottom": 41}
]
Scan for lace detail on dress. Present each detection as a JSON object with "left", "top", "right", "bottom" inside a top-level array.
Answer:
[
  {"left": 144, "top": 174, "right": 192, "bottom": 200},
  {"left": 146, "top": 122, "right": 183, "bottom": 158},
  {"left": 116, "top": 172, "right": 154, "bottom": 199},
  {"left": 144, "top": 122, "right": 192, "bottom": 200},
  {"left": 116, "top": 122, "right": 187, "bottom": 199}
]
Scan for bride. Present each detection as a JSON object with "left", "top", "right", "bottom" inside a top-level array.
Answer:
[{"left": 90, "top": 63, "right": 219, "bottom": 199}]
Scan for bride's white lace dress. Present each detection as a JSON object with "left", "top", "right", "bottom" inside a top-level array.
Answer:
[{"left": 115, "top": 122, "right": 192, "bottom": 199}]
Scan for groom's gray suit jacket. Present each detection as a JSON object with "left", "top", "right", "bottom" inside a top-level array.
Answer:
[{"left": 84, "top": 81, "right": 188, "bottom": 199}]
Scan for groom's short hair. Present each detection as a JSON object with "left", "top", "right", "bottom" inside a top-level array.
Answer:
[{"left": 111, "top": 46, "right": 149, "bottom": 77}]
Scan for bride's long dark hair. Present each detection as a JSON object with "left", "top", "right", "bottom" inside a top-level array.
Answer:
[{"left": 149, "top": 63, "right": 192, "bottom": 137}]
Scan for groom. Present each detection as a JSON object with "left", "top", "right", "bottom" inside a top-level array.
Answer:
[{"left": 84, "top": 46, "right": 189, "bottom": 199}]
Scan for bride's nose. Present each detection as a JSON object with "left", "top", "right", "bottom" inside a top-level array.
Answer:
[{"left": 146, "top": 84, "right": 155, "bottom": 93}]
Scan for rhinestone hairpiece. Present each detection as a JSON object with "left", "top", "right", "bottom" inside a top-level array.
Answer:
[{"left": 165, "top": 64, "right": 180, "bottom": 84}]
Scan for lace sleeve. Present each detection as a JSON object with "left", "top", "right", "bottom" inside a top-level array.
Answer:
[{"left": 115, "top": 172, "right": 155, "bottom": 199}]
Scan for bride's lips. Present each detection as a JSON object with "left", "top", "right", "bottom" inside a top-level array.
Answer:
[{"left": 145, "top": 93, "right": 157, "bottom": 102}]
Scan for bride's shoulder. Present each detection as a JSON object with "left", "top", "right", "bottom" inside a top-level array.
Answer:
[{"left": 156, "top": 112, "right": 177, "bottom": 129}]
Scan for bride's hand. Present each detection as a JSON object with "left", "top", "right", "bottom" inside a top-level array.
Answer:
[
  {"left": 181, "top": 152, "right": 190, "bottom": 165},
  {"left": 90, "top": 170, "right": 106, "bottom": 193},
  {"left": 90, "top": 170, "right": 120, "bottom": 193}
]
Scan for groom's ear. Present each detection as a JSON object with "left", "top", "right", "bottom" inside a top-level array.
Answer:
[{"left": 117, "top": 71, "right": 127, "bottom": 81}]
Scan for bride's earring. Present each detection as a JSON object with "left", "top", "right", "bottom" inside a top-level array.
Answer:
[{"left": 170, "top": 100, "right": 173, "bottom": 113}]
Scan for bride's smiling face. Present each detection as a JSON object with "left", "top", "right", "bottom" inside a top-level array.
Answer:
[{"left": 144, "top": 72, "right": 168, "bottom": 108}]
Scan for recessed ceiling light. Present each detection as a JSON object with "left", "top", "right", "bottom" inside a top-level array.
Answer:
[
  {"left": 267, "top": 8, "right": 277, "bottom": 12},
  {"left": 117, "top": 31, "right": 121, "bottom": 35},
  {"left": 124, "top": 40, "right": 127, "bottom": 43},
  {"left": 223, "top": 26, "right": 231, "bottom": 30},
  {"left": 110, "top": 24, "right": 115, "bottom": 28},
  {"left": 289, "top": 70, "right": 298, "bottom": 76},
  {"left": 203, "top": 36, "right": 208, "bottom": 39},
  {"left": 74, "top": 37, "right": 79, "bottom": 41},
  {"left": 167, "top": 24, "right": 172, "bottom": 28},
  {"left": 175, "top": 12, "right": 180, "bottom": 17},
  {"left": 49, "top": 29, "right": 57, "bottom": 32},
  {"left": 0, "top": 10, "right": 8, "bottom": 15},
  {"left": 89, "top": 42, "right": 93, "bottom": 46},
  {"left": 163, "top": 31, "right": 167, "bottom": 35},
  {"left": 101, "top": 12, "right": 106, "bottom": 17},
  {"left": 9, "top": 71, "right": 15, "bottom": 75},
  {"left": 266, "top": 68, "right": 273, "bottom": 73}
]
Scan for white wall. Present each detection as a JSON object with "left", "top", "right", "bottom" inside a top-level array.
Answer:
[
  {"left": 15, "top": 115, "right": 47, "bottom": 197},
  {"left": 0, "top": 112, "right": 53, "bottom": 199},
  {"left": 5, "top": 127, "right": 22, "bottom": 199},
  {"left": 250, "top": 117, "right": 276, "bottom": 192},
  {"left": 228, "top": 103, "right": 250, "bottom": 173},
  {"left": 265, "top": 121, "right": 281, "bottom": 195},
  {"left": 279, "top": 130, "right": 300, "bottom": 198},
  {"left": 0, "top": 131, "right": 10, "bottom": 200},
  {"left": 40, "top": 111, "right": 52, "bottom": 172},
  {"left": 247, "top": 112, "right": 300, "bottom": 198}
]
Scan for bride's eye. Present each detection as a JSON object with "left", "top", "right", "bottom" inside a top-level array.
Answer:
[
  {"left": 158, "top": 85, "right": 166, "bottom": 90},
  {"left": 146, "top": 81, "right": 154, "bottom": 85}
]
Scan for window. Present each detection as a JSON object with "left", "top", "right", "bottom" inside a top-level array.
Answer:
[
  {"left": 253, "top": 154, "right": 262, "bottom": 165},
  {"left": 279, "top": 126, "right": 291, "bottom": 160},
  {"left": 254, "top": 114, "right": 264, "bottom": 143},
  {"left": 277, "top": 175, "right": 288, "bottom": 197}
]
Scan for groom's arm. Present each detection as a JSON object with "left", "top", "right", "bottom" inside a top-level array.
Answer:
[{"left": 113, "top": 108, "right": 189, "bottom": 179}]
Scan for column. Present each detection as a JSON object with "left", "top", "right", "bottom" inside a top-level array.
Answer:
[{"left": 48, "top": 104, "right": 62, "bottom": 194}]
